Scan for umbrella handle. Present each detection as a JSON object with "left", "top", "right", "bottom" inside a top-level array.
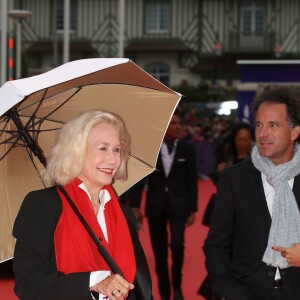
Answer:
[
  {"left": 6, "top": 107, "right": 47, "bottom": 167},
  {"left": 57, "top": 185, "right": 124, "bottom": 277}
]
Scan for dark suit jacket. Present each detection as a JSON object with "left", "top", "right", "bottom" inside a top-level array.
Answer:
[
  {"left": 13, "top": 186, "right": 152, "bottom": 300},
  {"left": 130, "top": 139, "right": 198, "bottom": 219},
  {"left": 203, "top": 158, "right": 300, "bottom": 300}
]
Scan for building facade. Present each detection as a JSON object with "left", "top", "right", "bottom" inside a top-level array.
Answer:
[{"left": 3, "top": 0, "right": 300, "bottom": 95}]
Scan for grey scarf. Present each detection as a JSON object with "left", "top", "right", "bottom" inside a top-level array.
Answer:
[{"left": 251, "top": 143, "right": 300, "bottom": 268}]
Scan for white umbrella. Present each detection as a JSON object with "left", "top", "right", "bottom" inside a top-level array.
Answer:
[{"left": 0, "top": 58, "right": 181, "bottom": 262}]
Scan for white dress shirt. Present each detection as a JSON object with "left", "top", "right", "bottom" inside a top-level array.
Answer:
[
  {"left": 161, "top": 139, "right": 178, "bottom": 178},
  {"left": 79, "top": 183, "right": 112, "bottom": 300},
  {"left": 261, "top": 173, "right": 294, "bottom": 279}
]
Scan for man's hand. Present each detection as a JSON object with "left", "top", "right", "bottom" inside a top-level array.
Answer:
[{"left": 272, "top": 243, "right": 300, "bottom": 267}]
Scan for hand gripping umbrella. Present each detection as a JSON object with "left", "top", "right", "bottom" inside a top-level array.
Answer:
[{"left": 0, "top": 58, "right": 181, "bottom": 263}]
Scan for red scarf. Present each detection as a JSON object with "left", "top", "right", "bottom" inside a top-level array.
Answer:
[{"left": 54, "top": 178, "right": 136, "bottom": 283}]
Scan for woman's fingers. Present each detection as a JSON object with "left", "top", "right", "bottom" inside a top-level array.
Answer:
[{"left": 93, "top": 274, "right": 134, "bottom": 298}]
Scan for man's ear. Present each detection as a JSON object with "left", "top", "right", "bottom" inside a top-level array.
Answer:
[{"left": 291, "top": 125, "right": 300, "bottom": 142}]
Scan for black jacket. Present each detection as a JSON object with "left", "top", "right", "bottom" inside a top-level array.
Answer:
[
  {"left": 13, "top": 186, "right": 152, "bottom": 300},
  {"left": 130, "top": 139, "right": 198, "bottom": 218},
  {"left": 204, "top": 158, "right": 300, "bottom": 300}
]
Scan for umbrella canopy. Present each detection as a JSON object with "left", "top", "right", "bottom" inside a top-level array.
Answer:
[{"left": 0, "top": 58, "right": 181, "bottom": 262}]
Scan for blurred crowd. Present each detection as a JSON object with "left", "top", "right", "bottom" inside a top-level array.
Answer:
[{"left": 176, "top": 102, "right": 250, "bottom": 179}]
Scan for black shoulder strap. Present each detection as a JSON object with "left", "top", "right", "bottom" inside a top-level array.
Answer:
[{"left": 56, "top": 185, "right": 124, "bottom": 276}]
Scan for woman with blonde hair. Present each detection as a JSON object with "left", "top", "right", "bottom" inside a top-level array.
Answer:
[{"left": 13, "top": 110, "right": 152, "bottom": 300}]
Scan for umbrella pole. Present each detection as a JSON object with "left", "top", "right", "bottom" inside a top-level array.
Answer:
[
  {"left": 6, "top": 107, "right": 47, "bottom": 167},
  {"left": 57, "top": 185, "right": 124, "bottom": 276},
  {"left": 7, "top": 107, "right": 123, "bottom": 274}
]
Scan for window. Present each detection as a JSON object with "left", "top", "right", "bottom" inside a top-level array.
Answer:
[
  {"left": 241, "top": 0, "right": 265, "bottom": 35},
  {"left": 56, "top": 0, "right": 77, "bottom": 32},
  {"left": 145, "top": 1, "right": 170, "bottom": 33},
  {"left": 145, "top": 63, "right": 170, "bottom": 86}
]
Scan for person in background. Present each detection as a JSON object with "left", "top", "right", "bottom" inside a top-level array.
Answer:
[
  {"left": 216, "top": 122, "right": 255, "bottom": 173},
  {"left": 13, "top": 110, "right": 152, "bottom": 300},
  {"left": 204, "top": 86, "right": 300, "bottom": 300},
  {"left": 130, "top": 112, "right": 198, "bottom": 300},
  {"left": 202, "top": 121, "right": 255, "bottom": 228},
  {"left": 199, "top": 122, "right": 255, "bottom": 299}
]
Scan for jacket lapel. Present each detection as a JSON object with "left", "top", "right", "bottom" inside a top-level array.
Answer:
[
  {"left": 293, "top": 174, "right": 300, "bottom": 209},
  {"left": 168, "top": 140, "right": 181, "bottom": 175},
  {"left": 248, "top": 160, "right": 273, "bottom": 227},
  {"left": 249, "top": 163, "right": 300, "bottom": 232}
]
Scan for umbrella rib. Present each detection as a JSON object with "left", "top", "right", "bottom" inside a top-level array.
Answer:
[
  {"left": 6, "top": 136, "right": 47, "bottom": 188},
  {"left": 20, "top": 117, "right": 64, "bottom": 128},
  {"left": 24, "top": 87, "right": 82, "bottom": 126},
  {"left": 0, "top": 84, "right": 78, "bottom": 160},
  {"left": 18, "top": 85, "right": 83, "bottom": 114},
  {"left": 18, "top": 116, "right": 62, "bottom": 133},
  {"left": 23, "top": 88, "right": 49, "bottom": 131},
  {"left": 0, "top": 135, "right": 23, "bottom": 161},
  {"left": 0, "top": 128, "right": 53, "bottom": 145},
  {"left": 23, "top": 88, "right": 51, "bottom": 142},
  {"left": 1, "top": 135, "right": 24, "bottom": 145},
  {"left": 129, "top": 153, "right": 155, "bottom": 169},
  {"left": 0, "top": 116, "right": 24, "bottom": 154},
  {"left": 21, "top": 87, "right": 82, "bottom": 142},
  {"left": 28, "top": 128, "right": 61, "bottom": 133},
  {"left": 0, "top": 115, "right": 11, "bottom": 139},
  {"left": 19, "top": 87, "right": 81, "bottom": 145},
  {"left": 39, "top": 87, "right": 82, "bottom": 121}
]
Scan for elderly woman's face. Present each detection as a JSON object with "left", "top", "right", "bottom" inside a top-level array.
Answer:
[{"left": 79, "top": 122, "right": 122, "bottom": 193}]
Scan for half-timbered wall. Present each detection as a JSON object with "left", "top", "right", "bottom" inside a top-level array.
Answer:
[
  {"left": 266, "top": 0, "right": 300, "bottom": 53},
  {"left": 8, "top": 0, "right": 300, "bottom": 83},
  {"left": 13, "top": 0, "right": 201, "bottom": 57}
]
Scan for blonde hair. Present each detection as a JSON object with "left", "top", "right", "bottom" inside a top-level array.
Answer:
[{"left": 43, "top": 110, "right": 131, "bottom": 186}]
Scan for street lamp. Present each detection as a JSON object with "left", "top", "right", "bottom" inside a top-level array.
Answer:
[
  {"left": 63, "top": 0, "right": 70, "bottom": 64},
  {"left": 8, "top": 9, "right": 32, "bottom": 79},
  {"left": 208, "top": 34, "right": 223, "bottom": 102},
  {"left": 274, "top": 43, "right": 283, "bottom": 58},
  {"left": 118, "top": 0, "right": 125, "bottom": 58},
  {"left": 274, "top": 34, "right": 283, "bottom": 59},
  {"left": 1, "top": 0, "right": 8, "bottom": 85},
  {"left": 213, "top": 38, "right": 223, "bottom": 58}
]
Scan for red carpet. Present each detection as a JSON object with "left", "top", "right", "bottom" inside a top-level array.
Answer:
[
  {"left": 0, "top": 260, "right": 17, "bottom": 300},
  {"left": 0, "top": 278, "right": 18, "bottom": 300},
  {"left": 0, "top": 179, "right": 215, "bottom": 300},
  {"left": 138, "top": 178, "right": 215, "bottom": 300}
]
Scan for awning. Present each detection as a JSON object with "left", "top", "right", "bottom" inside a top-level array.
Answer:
[{"left": 28, "top": 41, "right": 97, "bottom": 54}]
